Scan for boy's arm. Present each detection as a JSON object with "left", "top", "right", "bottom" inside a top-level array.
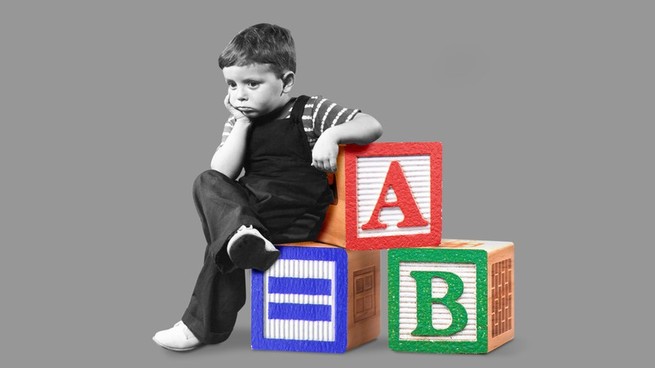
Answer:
[
  {"left": 210, "top": 96, "right": 252, "bottom": 179},
  {"left": 311, "top": 112, "right": 383, "bottom": 172}
]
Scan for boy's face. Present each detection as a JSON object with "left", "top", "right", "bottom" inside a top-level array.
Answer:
[{"left": 223, "top": 63, "right": 291, "bottom": 118}]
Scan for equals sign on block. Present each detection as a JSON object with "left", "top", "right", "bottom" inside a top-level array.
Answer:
[
  {"left": 251, "top": 245, "right": 350, "bottom": 353},
  {"left": 267, "top": 277, "right": 333, "bottom": 322}
]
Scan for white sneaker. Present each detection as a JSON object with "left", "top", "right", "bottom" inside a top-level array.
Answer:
[
  {"left": 152, "top": 321, "right": 201, "bottom": 351},
  {"left": 227, "top": 225, "right": 279, "bottom": 271}
]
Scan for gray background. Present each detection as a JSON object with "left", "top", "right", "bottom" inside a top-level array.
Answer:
[{"left": 1, "top": 0, "right": 652, "bottom": 366}]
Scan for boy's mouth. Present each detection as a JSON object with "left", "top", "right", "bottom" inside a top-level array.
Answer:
[{"left": 237, "top": 107, "right": 255, "bottom": 113}]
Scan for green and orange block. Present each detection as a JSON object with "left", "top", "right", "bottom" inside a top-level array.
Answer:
[{"left": 388, "top": 239, "right": 515, "bottom": 354}]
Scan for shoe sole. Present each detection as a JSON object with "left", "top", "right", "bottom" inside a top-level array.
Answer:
[
  {"left": 152, "top": 336, "right": 201, "bottom": 352},
  {"left": 229, "top": 234, "right": 280, "bottom": 271}
]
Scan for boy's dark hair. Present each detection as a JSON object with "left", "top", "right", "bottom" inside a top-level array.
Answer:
[{"left": 219, "top": 23, "right": 296, "bottom": 78}]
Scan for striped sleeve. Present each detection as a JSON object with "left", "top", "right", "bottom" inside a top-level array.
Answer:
[
  {"left": 301, "top": 95, "right": 360, "bottom": 148},
  {"left": 217, "top": 116, "right": 236, "bottom": 149}
]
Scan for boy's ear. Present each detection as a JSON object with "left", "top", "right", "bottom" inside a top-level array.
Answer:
[{"left": 281, "top": 71, "right": 295, "bottom": 94}]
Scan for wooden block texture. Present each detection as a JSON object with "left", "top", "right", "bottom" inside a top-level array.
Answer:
[
  {"left": 251, "top": 242, "right": 380, "bottom": 353},
  {"left": 317, "top": 142, "right": 442, "bottom": 250},
  {"left": 388, "top": 240, "right": 515, "bottom": 354}
]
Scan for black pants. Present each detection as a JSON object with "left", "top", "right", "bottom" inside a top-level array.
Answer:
[{"left": 181, "top": 170, "right": 327, "bottom": 344}]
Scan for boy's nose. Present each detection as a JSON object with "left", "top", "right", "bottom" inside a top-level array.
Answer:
[{"left": 235, "top": 87, "right": 248, "bottom": 101}]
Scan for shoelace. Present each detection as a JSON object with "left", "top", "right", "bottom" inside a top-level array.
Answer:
[{"left": 237, "top": 224, "right": 254, "bottom": 233}]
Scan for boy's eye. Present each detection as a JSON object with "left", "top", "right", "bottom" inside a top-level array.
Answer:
[
  {"left": 247, "top": 81, "right": 260, "bottom": 88},
  {"left": 227, "top": 81, "right": 236, "bottom": 89}
]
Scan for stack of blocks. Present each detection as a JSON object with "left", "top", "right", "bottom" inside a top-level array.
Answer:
[{"left": 251, "top": 142, "right": 515, "bottom": 354}]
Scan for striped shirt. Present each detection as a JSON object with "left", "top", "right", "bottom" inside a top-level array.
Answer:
[{"left": 219, "top": 95, "right": 360, "bottom": 149}]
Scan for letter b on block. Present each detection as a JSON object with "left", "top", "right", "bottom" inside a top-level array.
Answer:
[
  {"left": 410, "top": 271, "right": 468, "bottom": 336},
  {"left": 388, "top": 240, "right": 515, "bottom": 354},
  {"left": 317, "top": 142, "right": 442, "bottom": 250}
]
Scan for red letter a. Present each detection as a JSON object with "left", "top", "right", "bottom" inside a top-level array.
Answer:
[{"left": 361, "top": 161, "right": 429, "bottom": 230}]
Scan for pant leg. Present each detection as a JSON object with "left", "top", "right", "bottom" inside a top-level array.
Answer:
[
  {"left": 192, "top": 169, "right": 266, "bottom": 272},
  {"left": 181, "top": 170, "right": 265, "bottom": 344},
  {"left": 265, "top": 187, "right": 333, "bottom": 244},
  {"left": 182, "top": 251, "right": 245, "bottom": 344},
  {"left": 267, "top": 207, "right": 328, "bottom": 244}
]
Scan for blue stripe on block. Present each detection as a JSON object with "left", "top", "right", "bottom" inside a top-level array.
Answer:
[
  {"left": 268, "top": 277, "right": 332, "bottom": 296},
  {"left": 268, "top": 303, "right": 332, "bottom": 321}
]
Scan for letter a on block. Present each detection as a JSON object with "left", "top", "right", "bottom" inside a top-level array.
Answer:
[
  {"left": 339, "top": 142, "right": 442, "bottom": 249},
  {"left": 362, "top": 161, "right": 428, "bottom": 230}
]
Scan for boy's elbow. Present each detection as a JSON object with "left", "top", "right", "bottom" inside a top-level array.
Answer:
[
  {"left": 210, "top": 151, "right": 229, "bottom": 175},
  {"left": 210, "top": 151, "right": 221, "bottom": 171},
  {"left": 338, "top": 113, "right": 383, "bottom": 145},
  {"left": 371, "top": 119, "right": 383, "bottom": 141},
  {"left": 362, "top": 113, "right": 383, "bottom": 142}
]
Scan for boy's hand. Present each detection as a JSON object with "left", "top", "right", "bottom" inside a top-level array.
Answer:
[
  {"left": 224, "top": 94, "right": 250, "bottom": 123},
  {"left": 311, "top": 132, "right": 339, "bottom": 172}
]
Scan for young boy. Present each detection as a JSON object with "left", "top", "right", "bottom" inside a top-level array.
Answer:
[{"left": 153, "top": 23, "right": 382, "bottom": 351}]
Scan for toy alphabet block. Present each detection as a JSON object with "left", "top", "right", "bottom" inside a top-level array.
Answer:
[
  {"left": 388, "top": 239, "right": 514, "bottom": 354},
  {"left": 317, "top": 142, "right": 442, "bottom": 250},
  {"left": 251, "top": 242, "right": 380, "bottom": 353}
]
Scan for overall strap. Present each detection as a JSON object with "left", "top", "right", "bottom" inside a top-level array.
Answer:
[{"left": 290, "top": 95, "right": 311, "bottom": 125}]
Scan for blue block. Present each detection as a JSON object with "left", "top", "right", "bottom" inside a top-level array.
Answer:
[{"left": 251, "top": 246, "right": 348, "bottom": 353}]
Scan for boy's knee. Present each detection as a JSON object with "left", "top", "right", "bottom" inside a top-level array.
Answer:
[{"left": 193, "top": 169, "right": 233, "bottom": 193}]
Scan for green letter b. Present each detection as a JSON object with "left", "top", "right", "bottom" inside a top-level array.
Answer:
[{"left": 410, "top": 271, "right": 468, "bottom": 336}]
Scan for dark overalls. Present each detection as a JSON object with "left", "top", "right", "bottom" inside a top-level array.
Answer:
[{"left": 181, "top": 95, "right": 333, "bottom": 344}]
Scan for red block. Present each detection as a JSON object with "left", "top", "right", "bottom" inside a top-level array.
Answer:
[{"left": 317, "top": 142, "right": 442, "bottom": 250}]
